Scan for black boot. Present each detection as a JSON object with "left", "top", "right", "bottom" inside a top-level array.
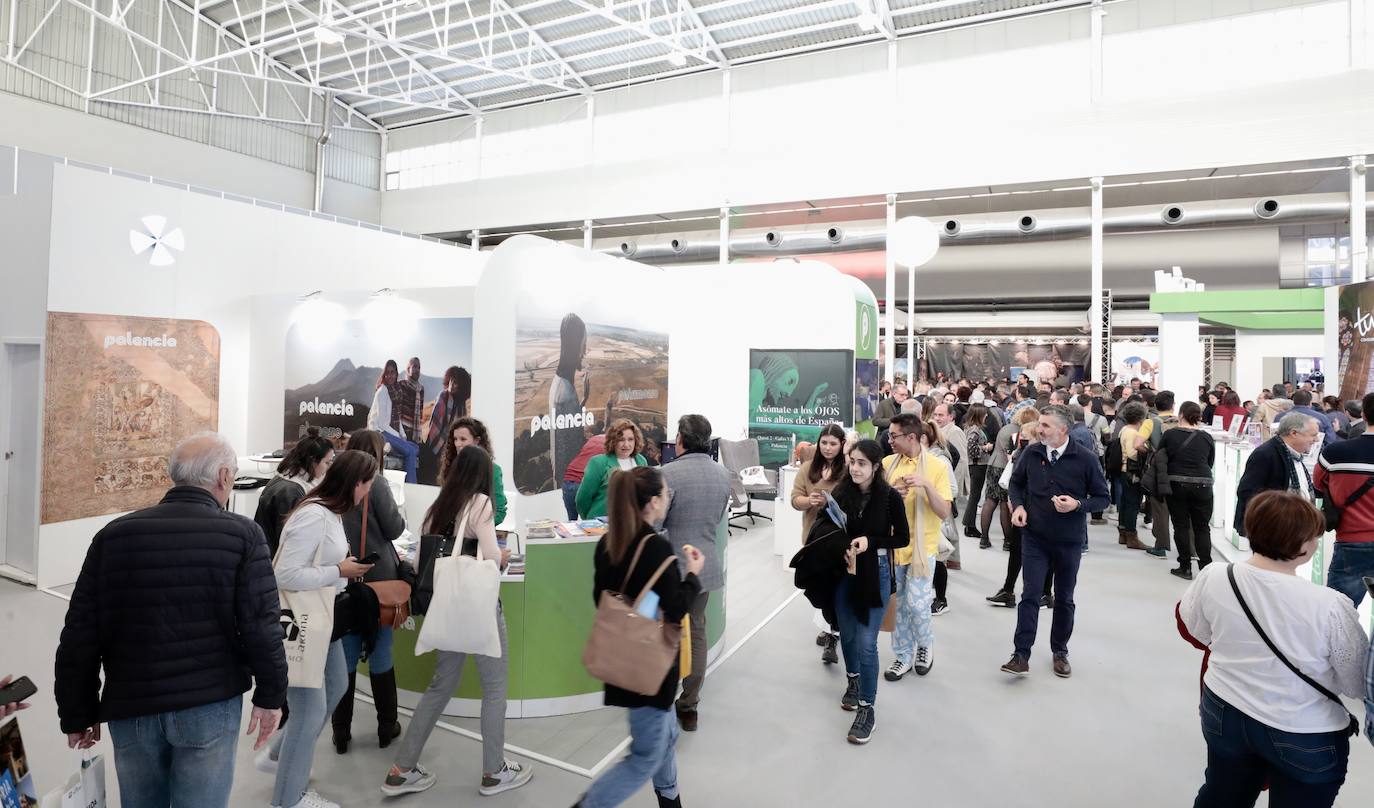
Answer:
[
  {"left": 371, "top": 668, "right": 403, "bottom": 748},
  {"left": 655, "top": 791, "right": 683, "bottom": 808},
  {"left": 332, "top": 671, "right": 356, "bottom": 754}
]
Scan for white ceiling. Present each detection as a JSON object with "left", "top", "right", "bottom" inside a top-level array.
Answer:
[{"left": 68, "top": 0, "right": 1095, "bottom": 129}]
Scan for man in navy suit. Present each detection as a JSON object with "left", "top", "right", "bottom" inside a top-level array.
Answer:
[{"left": 1000, "top": 406, "right": 1110, "bottom": 679}]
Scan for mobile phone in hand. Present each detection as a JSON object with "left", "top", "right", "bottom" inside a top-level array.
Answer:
[
  {"left": 358, "top": 552, "right": 381, "bottom": 565},
  {"left": 0, "top": 676, "right": 36, "bottom": 707}
]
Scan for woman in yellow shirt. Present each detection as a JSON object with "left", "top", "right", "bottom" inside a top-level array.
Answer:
[{"left": 880, "top": 414, "right": 953, "bottom": 681}]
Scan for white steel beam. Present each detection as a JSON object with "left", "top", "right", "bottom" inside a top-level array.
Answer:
[
  {"left": 1352, "top": 156, "right": 1367, "bottom": 283},
  {"left": 561, "top": 0, "right": 722, "bottom": 68},
  {"left": 490, "top": 0, "right": 590, "bottom": 88},
  {"left": 12, "top": 0, "right": 64, "bottom": 63}
]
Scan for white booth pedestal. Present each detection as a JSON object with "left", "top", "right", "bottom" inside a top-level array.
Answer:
[{"left": 774, "top": 465, "right": 803, "bottom": 565}]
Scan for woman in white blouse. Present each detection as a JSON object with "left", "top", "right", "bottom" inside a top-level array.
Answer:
[
  {"left": 1180, "top": 489, "right": 1368, "bottom": 808},
  {"left": 270, "top": 450, "right": 377, "bottom": 808}
]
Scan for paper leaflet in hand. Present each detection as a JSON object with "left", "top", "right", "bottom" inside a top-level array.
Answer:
[
  {"left": 635, "top": 589, "right": 661, "bottom": 619},
  {"left": 823, "top": 491, "right": 847, "bottom": 531}
]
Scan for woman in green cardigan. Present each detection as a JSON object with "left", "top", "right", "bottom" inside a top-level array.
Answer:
[
  {"left": 440, "top": 417, "right": 508, "bottom": 525},
  {"left": 576, "top": 418, "right": 648, "bottom": 519}
]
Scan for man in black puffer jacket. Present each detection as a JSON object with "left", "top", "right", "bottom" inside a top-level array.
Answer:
[{"left": 55, "top": 433, "right": 287, "bottom": 808}]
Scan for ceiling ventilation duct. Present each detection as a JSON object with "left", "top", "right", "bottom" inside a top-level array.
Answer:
[{"left": 591, "top": 193, "right": 1365, "bottom": 262}]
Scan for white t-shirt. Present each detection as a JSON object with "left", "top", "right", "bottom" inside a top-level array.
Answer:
[
  {"left": 1179, "top": 562, "right": 1368, "bottom": 733},
  {"left": 617, "top": 457, "right": 636, "bottom": 471}
]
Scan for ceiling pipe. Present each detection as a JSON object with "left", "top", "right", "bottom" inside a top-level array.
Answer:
[{"left": 596, "top": 192, "right": 1365, "bottom": 263}]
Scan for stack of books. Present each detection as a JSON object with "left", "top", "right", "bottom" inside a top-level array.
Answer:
[{"left": 526, "top": 519, "right": 560, "bottom": 539}]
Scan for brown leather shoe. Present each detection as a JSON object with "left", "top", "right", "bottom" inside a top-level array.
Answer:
[
  {"left": 675, "top": 706, "right": 698, "bottom": 732},
  {"left": 1124, "top": 531, "right": 1150, "bottom": 550},
  {"left": 1118, "top": 529, "right": 1128, "bottom": 545},
  {"left": 1000, "top": 654, "right": 1030, "bottom": 677},
  {"left": 1053, "top": 656, "right": 1072, "bottom": 678}
]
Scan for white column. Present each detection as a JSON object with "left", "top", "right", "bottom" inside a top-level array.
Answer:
[
  {"left": 1353, "top": 0, "right": 1367, "bottom": 69},
  {"left": 470, "top": 230, "right": 480, "bottom": 252},
  {"left": 1090, "top": 0, "right": 1104, "bottom": 102},
  {"left": 1159, "top": 314, "right": 1204, "bottom": 405},
  {"left": 1352, "top": 155, "right": 1367, "bottom": 283},
  {"left": 719, "top": 207, "right": 729, "bottom": 267},
  {"left": 906, "top": 252, "right": 915, "bottom": 381},
  {"left": 583, "top": 218, "right": 593, "bottom": 251},
  {"left": 1090, "top": 176, "right": 1104, "bottom": 381},
  {"left": 884, "top": 193, "right": 896, "bottom": 385}
]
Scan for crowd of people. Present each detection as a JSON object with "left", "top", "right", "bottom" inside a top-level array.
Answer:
[{"left": 21, "top": 370, "right": 1374, "bottom": 808}]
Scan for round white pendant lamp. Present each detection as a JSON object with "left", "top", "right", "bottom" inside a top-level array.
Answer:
[{"left": 888, "top": 216, "right": 940, "bottom": 267}]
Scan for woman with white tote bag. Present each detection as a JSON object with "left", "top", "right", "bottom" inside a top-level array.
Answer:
[
  {"left": 381, "top": 445, "right": 532, "bottom": 799},
  {"left": 269, "top": 450, "right": 377, "bottom": 808}
]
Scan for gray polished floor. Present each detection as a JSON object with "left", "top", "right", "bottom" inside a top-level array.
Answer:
[{"left": 4, "top": 515, "right": 1371, "bottom": 807}]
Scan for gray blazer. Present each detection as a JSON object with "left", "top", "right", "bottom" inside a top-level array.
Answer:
[{"left": 657, "top": 452, "right": 733, "bottom": 592}]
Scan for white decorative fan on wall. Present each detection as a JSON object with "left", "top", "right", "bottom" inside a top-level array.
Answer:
[{"left": 128, "top": 215, "right": 185, "bottom": 266}]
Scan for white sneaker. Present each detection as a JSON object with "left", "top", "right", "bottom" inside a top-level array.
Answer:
[
  {"left": 883, "top": 658, "right": 912, "bottom": 681},
  {"left": 479, "top": 761, "right": 533, "bottom": 796},
  {"left": 381, "top": 765, "right": 437, "bottom": 796},
  {"left": 253, "top": 744, "right": 278, "bottom": 774},
  {"left": 914, "top": 646, "right": 934, "bottom": 676},
  {"left": 286, "top": 791, "right": 339, "bottom": 808}
]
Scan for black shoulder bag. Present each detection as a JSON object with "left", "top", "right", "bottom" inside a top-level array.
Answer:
[
  {"left": 1320, "top": 474, "right": 1374, "bottom": 533},
  {"left": 1225, "top": 564, "right": 1360, "bottom": 737}
]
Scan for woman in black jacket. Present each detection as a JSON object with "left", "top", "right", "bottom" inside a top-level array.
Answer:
[
  {"left": 1163, "top": 402, "right": 1217, "bottom": 581},
  {"left": 824, "top": 438, "right": 907, "bottom": 746},
  {"left": 252, "top": 427, "right": 334, "bottom": 556},
  {"left": 331, "top": 430, "right": 413, "bottom": 753},
  {"left": 575, "top": 466, "right": 705, "bottom": 808}
]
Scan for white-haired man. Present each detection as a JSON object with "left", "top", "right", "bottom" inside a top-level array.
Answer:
[{"left": 55, "top": 433, "right": 287, "bottom": 808}]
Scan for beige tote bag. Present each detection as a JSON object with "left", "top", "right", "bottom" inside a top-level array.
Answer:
[
  {"left": 583, "top": 537, "right": 682, "bottom": 696},
  {"left": 274, "top": 521, "right": 337, "bottom": 689}
]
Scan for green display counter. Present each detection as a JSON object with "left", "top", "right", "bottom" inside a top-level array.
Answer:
[{"left": 374, "top": 522, "right": 728, "bottom": 718}]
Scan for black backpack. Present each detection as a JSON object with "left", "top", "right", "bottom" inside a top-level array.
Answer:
[{"left": 1104, "top": 431, "right": 1123, "bottom": 481}]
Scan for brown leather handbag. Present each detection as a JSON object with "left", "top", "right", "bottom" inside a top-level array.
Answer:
[
  {"left": 357, "top": 495, "right": 412, "bottom": 630},
  {"left": 582, "top": 536, "right": 682, "bottom": 696}
]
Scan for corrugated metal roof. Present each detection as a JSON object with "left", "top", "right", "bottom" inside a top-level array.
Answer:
[{"left": 18, "top": 0, "right": 1096, "bottom": 130}]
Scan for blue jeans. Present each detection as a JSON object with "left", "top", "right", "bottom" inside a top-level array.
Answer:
[
  {"left": 562, "top": 480, "right": 580, "bottom": 520},
  {"left": 272, "top": 640, "right": 348, "bottom": 807},
  {"left": 1013, "top": 532, "right": 1082, "bottom": 661},
  {"left": 1194, "top": 686, "right": 1349, "bottom": 808},
  {"left": 580, "top": 706, "right": 680, "bottom": 808},
  {"left": 383, "top": 431, "right": 420, "bottom": 483},
  {"left": 342, "top": 625, "right": 394, "bottom": 673},
  {"left": 1327, "top": 541, "right": 1374, "bottom": 607},
  {"left": 835, "top": 553, "right": 891, "bottom": 705},
  {"left": 108, "top": 695, "right": 241, "bottom": 808}
]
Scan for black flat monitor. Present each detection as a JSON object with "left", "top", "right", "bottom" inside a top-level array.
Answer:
[{"left": 659, "top": 438, "right": 720, "bottom": 464}]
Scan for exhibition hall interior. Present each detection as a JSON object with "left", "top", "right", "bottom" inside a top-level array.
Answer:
[{"left": 3, "top": 0, "right": 1374, "bottom": 806}]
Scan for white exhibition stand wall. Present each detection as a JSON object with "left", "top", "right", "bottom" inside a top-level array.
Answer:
[
  {"left": 39, "top": 163, "right": 483, "bottom": 588},
  {"left": 1157, "top": 314, "right": 1205, "bottom": 406},
  {"left": 665, "top": 259, "right": 860, "bottom": 441},
  {"left": 1232, "top": 330, "right": 1325, "bottom": 402},
  {"left": 473, "top": 240, "right": 861, "bottom": 531}
]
